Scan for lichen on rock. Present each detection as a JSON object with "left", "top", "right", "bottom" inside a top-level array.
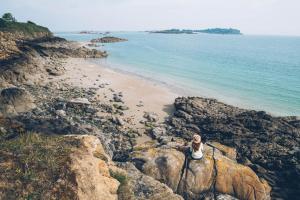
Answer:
[{"left": 131, "top": 142, "right": 271, "bottom": 200}]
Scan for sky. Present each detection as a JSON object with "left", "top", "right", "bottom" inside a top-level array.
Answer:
[{"left": 0, "top": 0, "right": 300, "bottom": 35}]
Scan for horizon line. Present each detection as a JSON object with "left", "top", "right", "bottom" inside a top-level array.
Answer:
[{"left": 52, "top": 30, "right": 300, "bottom": 37}]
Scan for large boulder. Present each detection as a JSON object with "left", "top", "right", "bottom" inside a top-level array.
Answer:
[
  {"left": 167, "top": 97, "right": 300, "bottom": 199},
  {"left": 0, "top": 87, "right": 36, "bottom": 116},
  {"left": 131, "top": 142, "right": 271, "bottom": 200},
  {"left": 116, "top": 162, "right": 183, "bottom": 200},
  {"left": 72, "top": 135, "right": 184, "bottom": 200},
  {"left": 71, "top": 135, "right": 120, "bottom": 200},
  {"left": 133, "top": 146, "right": 185, "bottom": 192}
]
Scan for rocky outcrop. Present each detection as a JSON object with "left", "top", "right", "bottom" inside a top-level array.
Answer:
[
  {"left": 70, "top": 135, "right": 185, "bottom": 200},
  {"left": 131, "top": 141, "right": 271, "bottom": 200},
  {"left": 0, "top": 32, "right": 21, "bottom": 60},
  {"left": 71, "top": 135, "right": 120, "bottom": 200},
  {"left": 0, "top": 31, "right": 52, "bottom": 60},
  {"left": 0, "top": 87, "right": 36, "bottom": 116},
  {"left": 117, "top": 162, "right": 183, "bottom": 200},
  {"left": 87, "top": 43, "right": 102, "bottom": 47},
  {"left": 91, "top": 36, "right": 127, "bottom": 43},
  {"left": 0, "top": 32, "right": 107, "bottom": 85},
  {"left": 166, "top": 97, "right": 300, "bottom": 199}
]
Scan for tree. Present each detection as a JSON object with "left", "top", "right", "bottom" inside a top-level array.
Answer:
[
  {"left": 2, "top": 13, "right": 16, "bottom": 22},
  {"left": 27, "top": 21, "right": 36, "bottom": 25}
]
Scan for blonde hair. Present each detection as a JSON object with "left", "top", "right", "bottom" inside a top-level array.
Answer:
[
  {"left": 192, "top": 142, "right": 200, "bottom": 151},
  {"left": 192, "top": 134, "right": 201, "bottom": 151}
]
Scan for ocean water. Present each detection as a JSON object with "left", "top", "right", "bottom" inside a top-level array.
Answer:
[{"left": 56, "top": 32, "right": 300, "bottom": 116}]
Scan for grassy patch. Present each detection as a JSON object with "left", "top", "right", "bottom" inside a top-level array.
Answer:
[
  {"left": 93, "top": 151, "right": 108, "bottom": 162},
  {"left": 0, "top": 132, "right": 80, "bottom": 200},
  {"left": 109, "top": 169, "right": 135, "bottom": 200},
  {"left": 109, "top": 169, "right": 127, "bottom": 185}
]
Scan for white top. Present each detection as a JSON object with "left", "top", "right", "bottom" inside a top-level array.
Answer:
[{"left": 191, "top": 143, "right": 204, "bottom": 159}]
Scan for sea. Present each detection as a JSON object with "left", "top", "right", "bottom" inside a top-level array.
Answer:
[{"left": 55, "top": 32, "right": 300, "bottom": 116}]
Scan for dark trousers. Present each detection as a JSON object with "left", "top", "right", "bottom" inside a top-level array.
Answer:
[
  {"left": 180, "top": 148, "right": 202, "bottom": 199},
  {"left": 183, "top": 148, "right": 202, "bottom": 172}
]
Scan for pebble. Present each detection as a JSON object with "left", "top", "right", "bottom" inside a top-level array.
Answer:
[
  {"left": 55, "top": 110, "right": 66, "bottom": 117},
  {"left": 0, "top": 127, "right": 7, "bottom": 134},
  {"left": 143, "top": 112, "right": 159, "bottom": 122},
  {"left": 113, "top": 94, "right": 123, "bottom": 103},
  {"left": 68, "top": 97, "right": 91, "bottom": 105}
]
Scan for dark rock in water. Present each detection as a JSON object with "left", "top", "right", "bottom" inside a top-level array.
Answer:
[
  {"left": 87, "top": 43, "right": 101, "bottom": 47},
  {"left": 90, "top": 36, "right": 127, "bottom": 43},
  {"left": 166, "top": 97, "right": 300, "bottom": 199},
  {"left": 0, "top": 87, "right": 36, "bottom": 116}
]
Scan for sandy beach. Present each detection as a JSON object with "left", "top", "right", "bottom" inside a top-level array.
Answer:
[{"left": 50, "top": 57, "right": 178, "bottom": 134}]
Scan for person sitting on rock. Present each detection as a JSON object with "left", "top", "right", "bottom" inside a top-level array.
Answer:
[
  {"left": 177, "top": 134, "right": 204, "bottom": 160},
  {"left": 176, "top": 134, "right": 205, "bottom": 187}
]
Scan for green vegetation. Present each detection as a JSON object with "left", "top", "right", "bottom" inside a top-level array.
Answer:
[
  {"left": 196, "top": 28, "right": 241, "bottom": 35},
  {"left": 0, "top": 12, "right": 51, "bottom": 36},
  {"left": 109, "top": 169, "right": 128, "bottom": 185},
  {"left": 151, "top": 28, "right": 242, "bottom": 35},
  {"left": 110, "top": 169, "right": 135, "bottom": 200},
  {"left": 151, "top": 29, "right": 194, "bottom": 34},
  {"left": 93, "top": 151, "right": 109, "bottom": 162},
  {"left": 0, "top": 132, "right": 80, "bottom": 200},
  {"left": 2, "top": 13, "right": 16, "bottom": 22}
]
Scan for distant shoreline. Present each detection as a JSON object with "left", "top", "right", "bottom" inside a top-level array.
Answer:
[{"left": 149, "top": 28, "right": 242, "bottom": 35}]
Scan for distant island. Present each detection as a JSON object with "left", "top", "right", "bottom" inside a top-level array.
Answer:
[
  {"left": 150, "top": 28, "right": 242, "bottom": 35},
  {"left": 79, "top": 31, "right": 111, "bottom": 35},
  {"left": 196, "top": 28, "right": 241, "bottom": 35},
  {"left": 151, "top": 29, "right": 195, "bottom": 34},
  {"left": 90, "top": 36, "right": 128, "bottom": 43}
]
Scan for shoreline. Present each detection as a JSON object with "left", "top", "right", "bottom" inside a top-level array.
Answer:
[
  {"left": 50, "top": 57, "right": 178, "bottom": 133},
  {"left": 86, "top": 57, "right": 298, "bottom": 117},
  {"left": 74, "top": 33, "right": 300, "bottom": 117}
]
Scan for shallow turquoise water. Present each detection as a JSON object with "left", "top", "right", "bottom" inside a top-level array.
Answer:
[{"left": 56, "top": 32, "right": 300, "bottom": 116}]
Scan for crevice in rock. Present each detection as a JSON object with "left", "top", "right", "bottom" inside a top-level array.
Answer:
[
  {"left": 176, "top": 146, "right": 220, "bottom": 200},
  {"left": 176, "top": 151, "right": 190, "bottom": 199},
  {"left": 210, "top": 146, "right": 218, "bottom": 200},
  {"left": 177, "top": 157, "right": 186, "bottom": 193}
]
